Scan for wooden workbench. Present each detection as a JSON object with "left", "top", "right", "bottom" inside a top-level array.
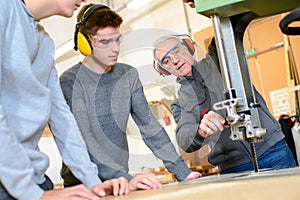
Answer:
[{"left": 102, "top": 167, "right": 300, "bottom": 200}]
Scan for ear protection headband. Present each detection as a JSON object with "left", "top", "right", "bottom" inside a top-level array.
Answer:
[
  {"left": 74, "top": 4, "right": 110, "bottom": 56},
  {"left": 153, "top": 34, "right": 196, "bottom": 76},
  {"left": 176, "top": 34, "right": 196, "bottom": 56}
]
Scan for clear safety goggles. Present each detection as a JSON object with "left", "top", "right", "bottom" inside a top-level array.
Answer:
[
  {"left": 158, "top": 42, "right": 186, "bottom": 69},
  {"left": 92, "top": 32, "right": 122, "bottom": 49}
]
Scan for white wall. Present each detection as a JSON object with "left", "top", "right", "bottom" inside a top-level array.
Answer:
[{"left": 38, "top": 137, "right": 63, "bottom": 185}]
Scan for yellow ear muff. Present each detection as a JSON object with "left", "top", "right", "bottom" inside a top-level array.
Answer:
[
  {"left": 74, "top": 4, "right": 110, "bottom": 56},
  {"left": 77, "top": 32, "right": 92, "bottom": 56}
]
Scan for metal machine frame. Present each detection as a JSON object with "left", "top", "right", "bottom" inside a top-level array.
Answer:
[{"left": 193, "top": 0, "right": 300, "bottom": 171}]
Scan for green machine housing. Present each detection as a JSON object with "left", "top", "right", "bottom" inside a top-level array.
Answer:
[{"left": 194, "top": 0, "right": 300, "bottom": 18}]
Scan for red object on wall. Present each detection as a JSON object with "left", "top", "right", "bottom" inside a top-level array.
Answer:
[{"left": 163, "top": 115, "right": 171, "bottom": 126}]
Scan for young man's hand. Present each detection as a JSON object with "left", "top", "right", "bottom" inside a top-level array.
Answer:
[
  {"left": 41, "top": 184, "right": 104, "bottom": 200},
  {"left": 129, "top": 173, "right": 162, "bottom": 191},
  {"left": 184, "top": 171, "right": 202, "bottom": 181},
  {"left": 92, "top": 177, "right": 129, "bottom": 196},
  {"left": 42, "top": 177, "right": 129, "bottom": 200}
]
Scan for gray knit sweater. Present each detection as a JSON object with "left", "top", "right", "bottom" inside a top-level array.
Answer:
[{"left": 60, "top": 62, "right": 191, "bottom": 182}]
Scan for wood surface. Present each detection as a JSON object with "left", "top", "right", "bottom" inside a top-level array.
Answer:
[{"left": 101, "top": 167, "right": 300, "bottom": 200}]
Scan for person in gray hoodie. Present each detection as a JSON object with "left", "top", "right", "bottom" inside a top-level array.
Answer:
[
  {"left": 153, "top": 34, "right": 296, "bottom": 174},
  {"left": 0, "top": 0, "right": 129, "bottom": 200}
]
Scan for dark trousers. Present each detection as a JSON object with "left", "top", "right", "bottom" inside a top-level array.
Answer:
[
  {"left": 0, "top": 175, "right": 53, "bottom": 200},
  {"left": 221, "top": 139, "right": 297, "bottom": 174}
]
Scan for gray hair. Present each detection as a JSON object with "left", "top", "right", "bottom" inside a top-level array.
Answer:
[{"left": 153, "top": 35, "right": 182, "bottom": 59}]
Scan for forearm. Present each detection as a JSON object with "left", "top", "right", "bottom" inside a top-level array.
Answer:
[
  {"left": 176, "top": 123, "right": 204, "bottom": 152},
  {"left": 171, "top": 99, "right": 204, "bottom": 152},
  {"left": 142, "top": 127, "right": 192, "bottom": 181}
]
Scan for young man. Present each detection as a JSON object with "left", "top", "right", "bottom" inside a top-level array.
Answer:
[
  {"left": 0, "top": 1, "right": 129, "bottom": 199},
  {"left": 153, "top": 34, "right": 296, "bottom": 174},
  {"left": 60, "top": 3, "right": 201, "bottom": 190}
]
